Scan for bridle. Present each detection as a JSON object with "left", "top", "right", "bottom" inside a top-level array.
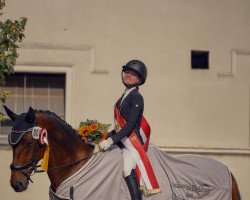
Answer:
[
  {"left": 9, "top": 129, "right": 44, "bottom": 183},
  {"left": 9, "top": 128, "right": 99, "bottom": 183}
]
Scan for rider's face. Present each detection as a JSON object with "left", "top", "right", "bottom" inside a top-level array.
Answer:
[{"left": 122, "top": 69, "right": 141, "bottom": 86}]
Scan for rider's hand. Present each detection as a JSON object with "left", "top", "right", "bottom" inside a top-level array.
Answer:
[{"left": 99, "top": 137, "right": 113, "bottom": 151}]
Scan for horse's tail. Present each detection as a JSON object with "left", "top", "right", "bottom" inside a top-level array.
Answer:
[{"left": 231, "top": 173, "right": 241, "bottom": 200}]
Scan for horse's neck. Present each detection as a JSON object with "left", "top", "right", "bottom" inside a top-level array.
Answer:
[
  {"left": 37, "top": 114, "right": 94, "bottom": 191},
  {"left": 48, "top": 130, "right": 94, "bottom": 191}
]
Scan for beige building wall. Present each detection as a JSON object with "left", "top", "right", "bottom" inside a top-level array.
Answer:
[{"left": 0, "top": 0, "right": 250, "bottom": 199}]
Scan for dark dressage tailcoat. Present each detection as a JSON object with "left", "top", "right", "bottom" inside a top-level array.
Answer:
[{"left": 111, "top": 88, "right": 144, "bottom": 145}]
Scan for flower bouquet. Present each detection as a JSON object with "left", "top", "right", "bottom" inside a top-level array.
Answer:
[{"left": 77, "top": 119, "right": 111, "bottom": 144}]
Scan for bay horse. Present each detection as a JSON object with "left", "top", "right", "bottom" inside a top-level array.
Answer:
[{"left": 4, "top": 106, "right": 241, "bottom": 200}]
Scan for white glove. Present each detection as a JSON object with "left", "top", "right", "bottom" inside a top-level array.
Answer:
[{"left": 99, "top": 138, "right": 113, "bottom": 151}]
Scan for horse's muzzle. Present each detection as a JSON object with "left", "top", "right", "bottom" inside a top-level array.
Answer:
[
  {"left": 11, "top": 180, "right": 29, "bottom": 192},
  {"left": 10, "top": 172, "right": 29, "bottom": 192}
]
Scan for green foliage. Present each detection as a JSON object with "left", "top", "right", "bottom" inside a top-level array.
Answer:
[
  {"left": 0, "top": 90, "right": 9, "bottom": 102},
  {"left": 0, "top": 17, "right": 27, "bottom": 85},
  {"left": 0, "top": 0, "right": 27, "bottom": 120},
  {"left": 0, "top": 90, "right": 8, "bottom": 120},
  {"left": 0, "top": 0, "right": 5, "bottom": 11}
]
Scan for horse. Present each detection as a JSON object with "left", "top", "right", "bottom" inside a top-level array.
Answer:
[{"left": 4, "top": 106, "right": 241, "bottom": 200}]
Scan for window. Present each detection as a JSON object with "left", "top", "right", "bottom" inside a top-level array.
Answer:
[
  {"left": 191, "top": 50, "right": 209, "bottom": 69},
  {"left": 0, "top": 73, "right": 66, "bottom": 145}
]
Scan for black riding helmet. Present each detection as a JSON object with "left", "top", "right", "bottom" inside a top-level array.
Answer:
[{"left": 122, "top": 60, "right": 147, "bottom": 87}]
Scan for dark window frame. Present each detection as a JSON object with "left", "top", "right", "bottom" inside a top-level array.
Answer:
[{"left": 0, "top": 72, "right": 66, "bottom": 145}]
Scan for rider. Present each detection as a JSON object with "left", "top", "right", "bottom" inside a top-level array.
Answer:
[{"left": 99, "top": 60, "right": 160, "bottom": 200}]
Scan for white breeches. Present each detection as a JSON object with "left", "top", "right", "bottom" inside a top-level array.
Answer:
[{"left": 122, "top": 148, "right": 137, "bottom": 177}]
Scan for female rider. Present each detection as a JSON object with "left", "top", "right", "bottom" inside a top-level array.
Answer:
[{"left": 99, "top": 60, "right": 160, "bottom": 200}]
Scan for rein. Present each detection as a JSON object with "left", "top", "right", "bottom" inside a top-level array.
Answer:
[
  {"left": 45, "top": 150, "right": 100, "bottom": 172},
  {"left": 9, "top": 128, "right": 100, "bottom": 183}
]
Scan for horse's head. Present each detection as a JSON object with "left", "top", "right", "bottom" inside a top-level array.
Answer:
[
  {"left": 5, "top": 106, "right": 95, "bottom": 192},
  {"left": 4, "top": 106, "right": 46, "bottom": 192}
]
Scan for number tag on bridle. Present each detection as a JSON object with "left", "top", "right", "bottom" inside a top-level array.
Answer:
[
  {"left": 32, "top": 127, "right": 42, "bottom": 140},
  {"left": 32, "top": 127, "right": 48, "bottom": 145}
]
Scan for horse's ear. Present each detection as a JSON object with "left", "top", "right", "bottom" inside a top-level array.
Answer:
[
  {"left": 3, "top": 105, "right": 17, "bottom": 121},
  {"left": 25, "top": 106, "right": 36, "bottom": 124}
]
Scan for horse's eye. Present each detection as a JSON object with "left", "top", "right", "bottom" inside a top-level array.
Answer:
[{"left": 25, "top": 141, "right": 33, "bottom": 148}]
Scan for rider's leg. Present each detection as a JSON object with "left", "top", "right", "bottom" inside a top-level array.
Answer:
[
  {"left": 122, "top": 148, "right": 142, "bottom": 200},
  {"left": 122, "top": 148, "right": 136, "bottom": 177}
]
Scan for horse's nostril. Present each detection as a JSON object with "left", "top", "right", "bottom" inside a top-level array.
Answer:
[
  {"left": 17, "top": 182, "right": 22, "bottom": 187},
  {"left": 13, "top": 182, "right": 24, "bottom": 192}
]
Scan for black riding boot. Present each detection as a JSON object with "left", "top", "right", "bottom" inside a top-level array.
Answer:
[{"left": 124, "top": 170, "right": 142, "bottom": 200}]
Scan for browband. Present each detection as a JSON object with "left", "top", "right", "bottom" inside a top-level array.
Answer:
[{"left": 8, "top": 127, "right": 43, "bottom": 146}]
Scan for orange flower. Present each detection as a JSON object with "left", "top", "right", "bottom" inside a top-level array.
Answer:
[
  {"left": 90, "top": 124, "right": 98, "bottom": 131},
  {"left": 100, "top": 132, "right": 107, "bottom": 141},
  {"left": 82, "top": 137, "right": 87, "bottom": 142}
]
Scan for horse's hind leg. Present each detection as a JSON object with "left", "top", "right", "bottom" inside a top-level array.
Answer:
[{"left": 231, "top": 173, "right": 241, "bottom": 200}]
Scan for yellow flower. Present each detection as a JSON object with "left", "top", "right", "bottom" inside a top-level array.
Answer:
[{"left": 78, "top": 126, "right": 92, "bottom": 136}]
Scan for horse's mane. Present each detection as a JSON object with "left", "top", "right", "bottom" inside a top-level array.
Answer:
[
  {"left": 34, "top": 110, "right": 77, "bottom": 135},
  {"left": 33, "top": 109, "right": 94, "bottom": 149}
]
